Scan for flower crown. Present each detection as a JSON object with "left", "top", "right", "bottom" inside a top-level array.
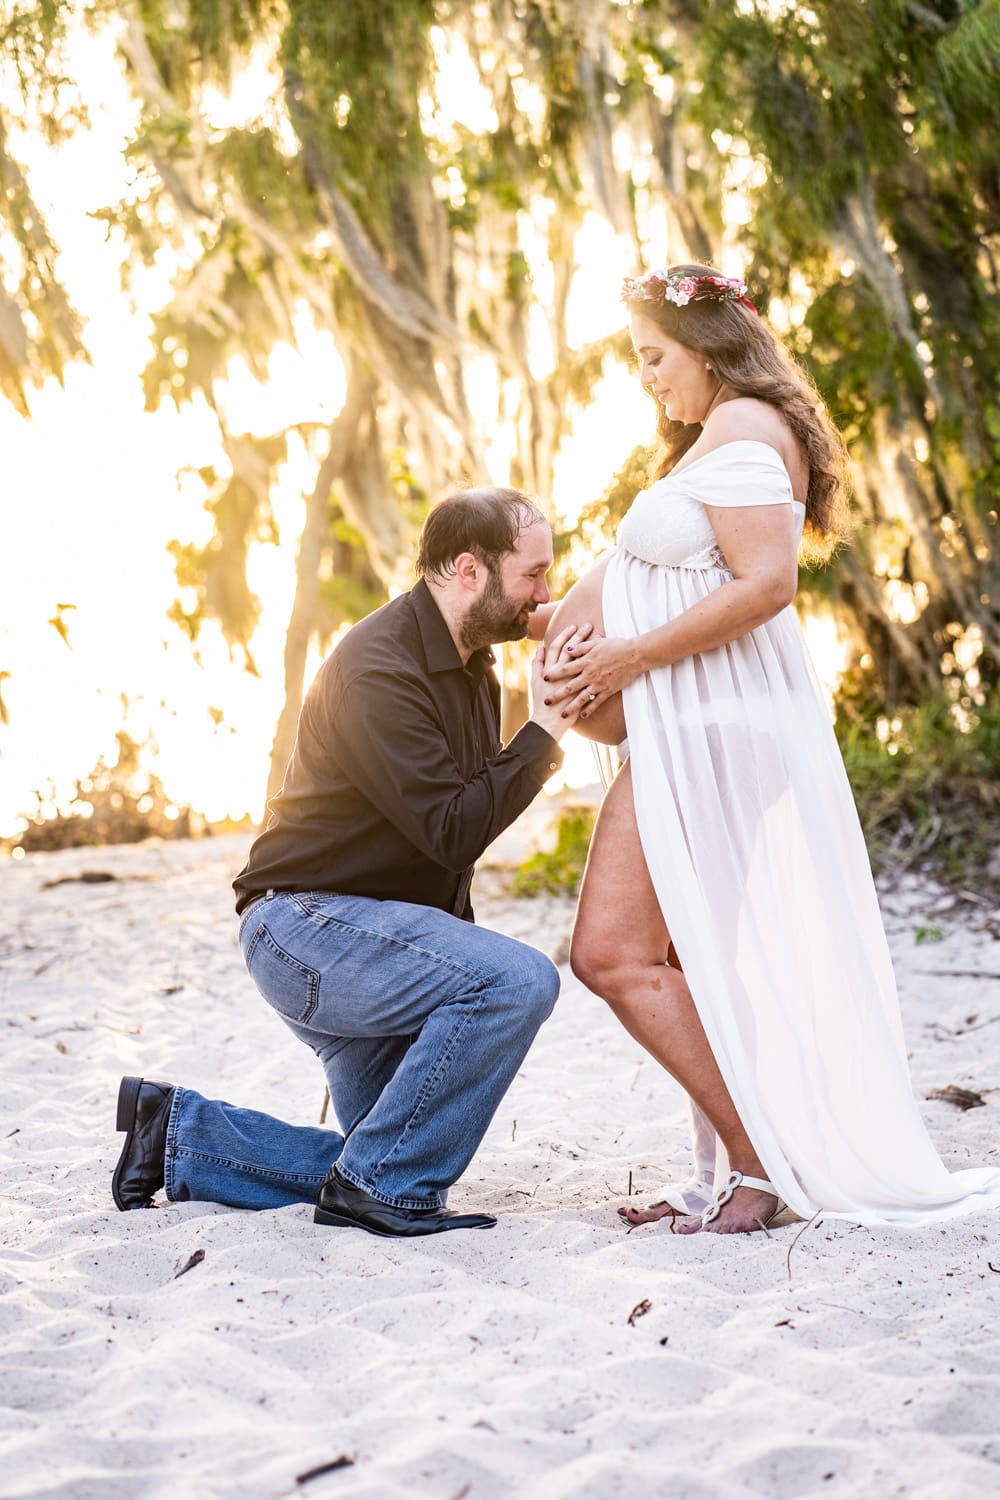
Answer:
[{"left": 622, "top": 268, "right": 758, "bottom": 315}]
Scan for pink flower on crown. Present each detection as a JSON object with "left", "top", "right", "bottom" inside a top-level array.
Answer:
[{"left": 676, "top": 276, "right": 698, "bottom": 295}]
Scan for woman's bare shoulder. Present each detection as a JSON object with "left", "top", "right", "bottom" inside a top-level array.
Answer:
[
  {"left": 702, "top": 399, "right": 806, "bottom": 493},
  {"left": 703, "top": 397, "right": 790, "bottom": 448}
]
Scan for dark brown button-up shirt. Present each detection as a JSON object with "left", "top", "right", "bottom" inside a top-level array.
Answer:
[{"left": 233, "top": 580, "right": 562, "bottom": 919}]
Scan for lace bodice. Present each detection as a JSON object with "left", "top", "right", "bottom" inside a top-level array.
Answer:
[{"left": 617, "top": 439, "right": 804, "bottom": 571}]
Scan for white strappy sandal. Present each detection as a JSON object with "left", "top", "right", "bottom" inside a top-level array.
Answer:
[
  {"left": 618, "top": 1175, "right": 715, "bottom": 1223},
  {"left": 700, "top": 1170, "right": 786, "bottom": 1231}
]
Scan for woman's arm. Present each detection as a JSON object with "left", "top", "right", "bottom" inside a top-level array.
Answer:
[{"left": 543, "top": 503, "right": 799, "bottom": 716}]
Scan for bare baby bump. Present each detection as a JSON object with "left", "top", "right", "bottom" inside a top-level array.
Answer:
[{"left": 544, "top": 553, "right": 626, "bottom": 746}]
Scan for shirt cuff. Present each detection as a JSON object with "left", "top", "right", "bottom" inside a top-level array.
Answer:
[{"left": 506, "top": 719, "right": 563, "bottom": 783}]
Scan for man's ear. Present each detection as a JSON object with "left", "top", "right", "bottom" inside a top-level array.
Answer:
[{"left": 453, "top": 552, "right": 481, "bottom": 592}]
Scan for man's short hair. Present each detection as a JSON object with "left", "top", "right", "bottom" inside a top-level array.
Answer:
[{"left": 416, "top": 487, "right": 547, "bottom": 580}]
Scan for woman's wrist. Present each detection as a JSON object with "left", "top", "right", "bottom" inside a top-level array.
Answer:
[{"left": 632, "top": 632, "right": 663, "bottom": 676}]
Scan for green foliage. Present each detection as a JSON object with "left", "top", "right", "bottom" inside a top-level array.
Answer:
[
  {"left": 0, "top": 103, "right": 88, "bottom": 410},
  {"left": 553, "top": 328, "right": 633, "bottom": 413},
  {"left": 801, "top": 276, "right": 911, "bottom": 444},
  {"left": 6, "top": 0, "right": 999, "bottom": 785},
  {"left": 317, "top": 574, "right": 385, "bottom": 632},
  {"left": 836, "top": 687, "right": 1000, "bottom": 878},
  {"left": 142, "top": 249, "right": 292, "bottom": 411},
  {"left": 506, "top": 693, "right": 999, "bottom": 905},
  {"left": 317, "top": 506, "right": 387, "bottom": 637},
  {"left": 131, "top": 0, "right": 281, "bottom": 102},
  {"left": 935, "top": 0, "right": 1000, "bottom": 156},
  {"left": 574, "top": 441, "right": 657, "bottom": 548},
  {"left": 692, "top": 0, "right": 1000, "bottom": 470},
  {"left": 280, "top": 0, "right": 436, "bottom": 236},
  {"left": 0, "top": 0, "right": 81, "bottom": 141},
  {"left": 511, "top": 804, "right": 595, "bottom": 899}
]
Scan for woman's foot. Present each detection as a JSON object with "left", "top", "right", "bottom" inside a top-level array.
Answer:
[
  {"left": 676, "top": 1170, "right": 784, "bottom": 1236},
  {"left": 676, "top": 1185, "right": 778, "bottom": 1234},
  {"left": 618, "top": 1201, "right": 684, "bottom": 1227},
  {"left": 617, "top": 1174, "right": 713, "bottom": 1227}
]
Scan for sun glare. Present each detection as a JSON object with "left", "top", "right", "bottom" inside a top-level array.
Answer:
[
  {"left": 801, "top": 610, "right": 851, "bottom": 715},
  {"left": 0, "top": 20, "right": 655, "bottom": 840},
  {"left": 2, "top": 15, "right": 837, "bottom": 847}
]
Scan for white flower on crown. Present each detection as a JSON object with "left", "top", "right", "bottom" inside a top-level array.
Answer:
[{"left": 622, "top": 269, "right": 752, "bottom": 310}]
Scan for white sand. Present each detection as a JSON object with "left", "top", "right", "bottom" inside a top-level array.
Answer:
[{"left": 2, "top": 823, "right": 999, "bottom": 1500}]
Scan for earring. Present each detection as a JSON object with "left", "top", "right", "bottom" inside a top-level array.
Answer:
[{"left": 705, "top": 362, "right": 713, "bottom": 371}]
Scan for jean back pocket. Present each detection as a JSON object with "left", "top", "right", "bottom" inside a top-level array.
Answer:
[{"left": 244, "top": 924, "right": 320, "bottom": 1026}]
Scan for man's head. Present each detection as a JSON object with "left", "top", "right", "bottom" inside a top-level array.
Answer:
[{"left": 417, "top": 487, "right": 553, "bottom": 655}]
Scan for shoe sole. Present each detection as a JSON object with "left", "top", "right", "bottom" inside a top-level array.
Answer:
[
  {"left": 313, "top": 1205, "right": 496, "bottom": 1236},
  {"left": 313, "top": 1206, "right": 393, "bottom": 1235},
  {"left": 111, "top": 1075, "right": 144, "bottom": 1211}
]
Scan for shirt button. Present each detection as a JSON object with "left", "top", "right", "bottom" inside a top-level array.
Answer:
[{"left": 548, "top": 762, "right": 557, "bottom": 770}]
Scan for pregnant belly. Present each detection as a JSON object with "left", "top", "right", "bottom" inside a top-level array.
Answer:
[{"left": 544, "top": 553, "right": 626, "bottom": 746}]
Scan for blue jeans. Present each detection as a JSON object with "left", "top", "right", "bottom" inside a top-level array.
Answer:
[{"left": 163, "top": 891, "right": 560, "bottom": 1211}]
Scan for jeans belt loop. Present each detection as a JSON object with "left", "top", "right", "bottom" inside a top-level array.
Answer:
[{"left": 265, "top": 888, "right": 275, "bottom": 900}]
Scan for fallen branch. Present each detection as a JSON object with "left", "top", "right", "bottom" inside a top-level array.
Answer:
[
  {"left": 627, "top": 1298, "right": 652, "bottom": 1326},
  {"left": 295, "top": 1456, "right": 355, "bottom": 1485},
  {"left": 925, "top": 1084, "right": 987, "bottom": 1111},
  {"left": 916, "top": 971, "right": 1000, "bottom": 982},
  {"left": 173, "top": 1249, "right": 206, "bottom": 1279},
  {"left": 785, "top": 1210, "right": 823, "bottom": 1282}
]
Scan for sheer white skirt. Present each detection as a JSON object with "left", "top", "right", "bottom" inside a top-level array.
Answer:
[{"left": 603, "top": 547, "right": 1000, "bottom": 1226}]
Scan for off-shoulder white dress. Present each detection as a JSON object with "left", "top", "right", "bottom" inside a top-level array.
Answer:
[{"left": 602, "top": 439, "right": 1000, "bottom": 1226}]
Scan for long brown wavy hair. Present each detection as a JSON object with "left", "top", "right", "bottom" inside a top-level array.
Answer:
[{"left": 624, "top": 263, "right": 850, "bottom": 563}]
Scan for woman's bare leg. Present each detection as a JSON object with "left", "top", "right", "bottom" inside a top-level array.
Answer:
[
  {"left": 544, "top": 555, "right": 625, "bottom": 746},
  {"left": 571, "top": 761, "right": 778, "bottom": 1234}
]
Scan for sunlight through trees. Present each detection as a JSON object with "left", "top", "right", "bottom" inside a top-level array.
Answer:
[{"left": 2, "top": 0, "right": 997, "bottom": 816}]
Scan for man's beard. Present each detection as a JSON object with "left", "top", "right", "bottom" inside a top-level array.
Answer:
[{"left": 460, "top": 569, "right": 534, "bottom": 652}]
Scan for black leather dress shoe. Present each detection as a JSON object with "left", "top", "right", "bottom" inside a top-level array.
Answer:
[
  {"left": 314, "top": 1168, "right": 497, "bottom": 1237},
  {"left": 112, "top": 1075, "right": 176, "bottom": 1210}
]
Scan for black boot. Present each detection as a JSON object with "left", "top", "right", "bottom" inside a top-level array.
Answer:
[
  {"left": 112, "top": 1075, "right": 176, "bottom": 1210},
  {"left": 314, "top": 1167, "right": 496, "bottom": 1237}
]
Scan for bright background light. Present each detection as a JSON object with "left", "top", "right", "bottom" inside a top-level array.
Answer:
[
  {"left": 0, "top": 26, "right": 652, "bottom": 836},
  {"left": 0, "top": 23, "right": 847, "bottom": 839}
]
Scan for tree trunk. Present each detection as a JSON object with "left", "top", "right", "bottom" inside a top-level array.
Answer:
[{"left": 266, "top": 358, "right": 383, "bottom": 801}]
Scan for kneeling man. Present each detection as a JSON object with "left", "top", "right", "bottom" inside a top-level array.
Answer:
[{"left": 112, "top": 488, "right": 582, "bottom": 1237}]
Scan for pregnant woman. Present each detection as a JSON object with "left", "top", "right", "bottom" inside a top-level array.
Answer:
[{"left": 538, "top": 264, "right": 1000, "bottom": 1234}]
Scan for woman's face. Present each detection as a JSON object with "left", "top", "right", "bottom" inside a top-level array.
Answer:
[{"left": 630, "top": 312, "right": 717, "bottom": 425}]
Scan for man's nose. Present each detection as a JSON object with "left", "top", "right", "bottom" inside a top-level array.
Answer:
[{"left": 534, "top": 577, "right": 551, "bottom": 604}]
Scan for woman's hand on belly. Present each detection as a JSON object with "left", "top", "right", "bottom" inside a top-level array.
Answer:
[{"left": 544, "top": 634, "right": 642, "bottom": 721}]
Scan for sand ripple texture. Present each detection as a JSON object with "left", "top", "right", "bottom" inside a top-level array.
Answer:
[{"left": 1, "top": 833, "right": 999, "bottom": 1500}]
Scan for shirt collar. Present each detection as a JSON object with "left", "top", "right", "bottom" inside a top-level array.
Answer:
[{"left": 411, "top": 578, "right": 496, "bottom": 677}]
